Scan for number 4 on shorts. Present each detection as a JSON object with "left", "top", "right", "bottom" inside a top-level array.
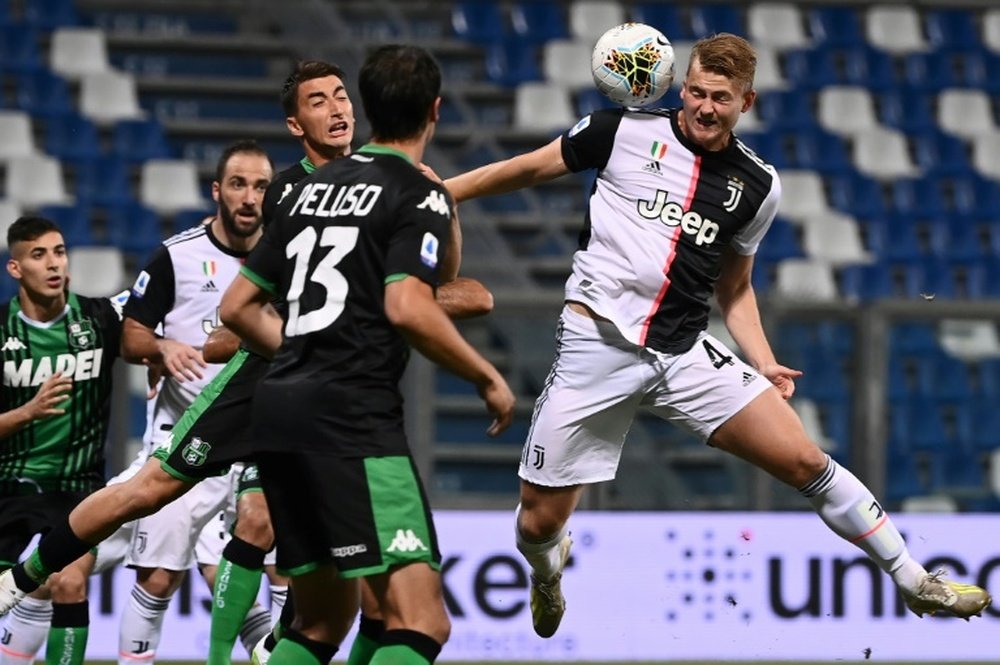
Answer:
[{"left": 702, "top": 339, "right": 734, "bottom": 369}]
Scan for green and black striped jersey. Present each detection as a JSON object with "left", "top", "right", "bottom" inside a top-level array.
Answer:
[{"left": 0, "top": 291, "right": 126, "bottom": 493}]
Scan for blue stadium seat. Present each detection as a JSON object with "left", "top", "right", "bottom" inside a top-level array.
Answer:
[
  {"left": 44, "top": 112, "right": 101, "bottom": 161},
  {"left": 434, "top": 462, "right": 519, "bottom": 494},
  {"left": 876, "top": 90, "right": 937, "bottom": 134},
  {"left": 484, "top": 39, "right": 541, "bottom": 86},
  {"left": 862, "top": 219, "right": 923, "bottom": 262},
  {"left": 790, "top": 129, "right": 851, "bottom": 174},
  {"left": 910, "top": 131, "right": 971, "bottom": 178},
  {"left": 826, "top": 173, "right": 887, "bottom": 219},
  {"left": 112, "top": 118, "right": 173, "bottom": 163},
  {"left": 782, "top": 49, "right": 838, "bottom": 90},
  {"left": 925, "top": 8, "right": 981, "bottom": 50},
  {"left": 890, "top": 321, "right": 941, "bottom": 355},
  {"left": 105, "top": 202, "right": 165, "bottom": 258},
  {"left": 23, "top": 0, "right": 78, "bottom": 29},
  {"left": 631, "top": 3, "right": 694, "bottom": 41},
  {"left": 807, "top": 6, "right": 865, "bottom": 48},
  {"left": 452, "top": 0, "right": 506, "bottom": 43},
  {"left": 37, "top": 204, "right": 94, "bottom": 246},
  {"left": 885, "top": 454, "right": 927, "bottom": 502},
  {"left": 67, "top": 155, "right": 134, "bottom": 209},
  {"left": 171, "top": 208, "right": 211, "bottom": 235},
  {"left": 86, "top": 10, "right": 238, "bottom": 35},
  {"left": 897, "top": 398, "right": 951, "bottom": 452},
  {"left": 888, "top": 178, "right": 948, "bottom": 220},
  {"left": 509, "top": 1, "right": 567, "bottom": 45},
  {"left": 914, "top": 355, "right": 974, "bottom": 402},
  {"left": 756, "top": 218, "right": 801, "bottom": 262},
  {"left": 575, "top": 88, "right": 617, "bottom": 116},
  {"left": 14, "top": 68, "right": 72, "bottom": 118},
  {"left": 112, "top": 52, "right": 268, "bottom": 79},
  {"left": 754, "top": 92, "right": 814, "bottom": 130},
  {"left": 841, "top": 47, "right": 899, "bottom": 90},
  {"left": 838, "top": 263, "right": 895, "bottom": 301},
  {"left": 795, "top": 353, "right": 850, "bottom": 402},
  {"left": 0, "top": 22, "right": 41, "bottom": 73},
  {"left": 976, "top": 358, "right": 1000, "bottom": 398},
  {"left": 690, "top": 4, "right": 744, "bottom": 38},
  {"left": 901, "top": 52, "right": 961, "bottom": 92}
]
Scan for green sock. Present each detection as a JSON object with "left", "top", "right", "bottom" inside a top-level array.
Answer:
[
  {"left": 346, "top": 632, "right": 380, "bottom": 665},
  {"left": 45, "top": 626, "right": 88, "bottom": 665},
  {"left": 207, "top": 557, "right": 264, "bottom": 665},
  {"left": 269, "top": 638, "right": 323, "bottom": 665},
  {"left": 369, "top": 645, "right": 433, "bottom": 665}
]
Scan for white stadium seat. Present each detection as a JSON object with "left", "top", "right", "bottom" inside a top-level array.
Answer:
[
  {"left": 748, "top": 3, "right": 810, "bottom": 50},
  {"left": 67, "top": 246, "right": 127, "bottom": 297},
  {"left": 543, "top": 39, "right": 597, "bottom": 90},
  {"left": 865, "top": 5, "right": 928, "bottom": 54},
  {"left": 4, "top": 155, "right": 70, "bottom": 207},
  {"left": 569, "top": 0, "right": 626, "bottom": 42},
  {"left": 818, "top": 86, "right": 878, "bottom": 137},
  {"left": 513, "top": 82, "right": 576, "bottom": 133},
  {"left": 140, "top": 159, "right": 206, "bottom": 215},
  {"left": 937, "top": 89, "right": 997, "bottom": 141},
  {"left": 80, "top": 70, "right": 144, "bottom": 125},
  {"left": 851, "top": 128, "right": 918, "bottom": 180},
  {"left": 50, "top": 27, "right": 110, "bottom": 80},
  {"left": 0, "top": 111, "right": 37, "bottom": 161},
  {"left": 773, "top": 258, "right": 839, "bottom": 301},
  {"left": 970, "top": 130, "right": 1000, "bottom": 180},
  {"left": 776, "top": 170, "right": 833, "bottom": 224},
  {"left": 801, "top": 214, "right": 871, "bottom": 266}
]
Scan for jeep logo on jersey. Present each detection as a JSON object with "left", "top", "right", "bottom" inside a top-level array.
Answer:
[
  {"left": 67, "top": 320, "right": 95, "bottom": 350},
  {"left": 416, "top": 190, "right": 450, "bottom": 217},
  {"left": 288, "top": 182, "right": 382, "bottom": 219},
  {"left": 3, "top": 350, "right": 103, "bottom": 387},
  {"left": 181, "top": 437, "right": 210, "bottom": 467},
  {"left": 637, "top": 190, "right": 720, "bottom": 246}
]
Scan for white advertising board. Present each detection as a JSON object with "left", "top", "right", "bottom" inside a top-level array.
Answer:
[{"left": 39, "top": 511, "right": 1000, "bottom": 661}]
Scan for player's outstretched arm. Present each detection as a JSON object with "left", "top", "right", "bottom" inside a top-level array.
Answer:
[
  {"left": 444, "top": 137, "right": 570, "bottom": 203},
  {"left": 386, "top": 276, "right": 514, "bottom": 436},
  {"left": 714, "top": 248, "right": 801, "bottom": 399},
  {"left": 121, "top": 318, "right": 206, "bottom": 383},
  {"left": 437, "top": 277, "right": 493, "bottom": 320},
  {"left": 0, "top": 373, "right": 72, "bottom": 437},
  {"left": 219, "top": 274, "right": 282, "bottom": 359}
]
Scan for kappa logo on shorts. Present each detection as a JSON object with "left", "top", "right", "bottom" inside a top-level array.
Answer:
[
  {"left": 331, "top": 544, "right": 368, "bottom": 558},
  {"left": 386, "top": 529, "right": 427, "bottom": 553},
  {"left": 181, "top": 437, "right": 211, "bottom": 466},
  {"left": 742, "top": 371, "right": 757, "bottom": 387}
]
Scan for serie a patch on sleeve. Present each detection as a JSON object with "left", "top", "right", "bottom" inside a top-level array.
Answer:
[{"left": 420, "top": 232, "right": 439, "bottom": 268}]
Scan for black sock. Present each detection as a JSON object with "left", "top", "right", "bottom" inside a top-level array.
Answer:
[
  {"left": 284, "top": 627, "right": 338, "bottom": 664},
  {"left": 222, "top": 535, "right": 267, "bottom": 569},
  {"left": 359, "top": 614, "right": 385, "bottom": 641},
  {"left": 36, "top": 522, "right": 96, "bottom": 579},
  {"left": 380, "top": 629, "right": 442, "bottom": 663}
]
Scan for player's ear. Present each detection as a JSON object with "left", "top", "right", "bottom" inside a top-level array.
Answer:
[
  {"left": 286, "top": 115, "right": 304, "bottom": 138},
  {"left": 430, "top": 96, "right": 441, "bottom": 124},
  {"left": 741, "top": 89, "right": 756, "bottom": 113},
  {"left": 211, "top": 181, "right": 221, "bottom": 204},
  {"left": 7, "top": 257, "right": 21, "bottom": 280}
]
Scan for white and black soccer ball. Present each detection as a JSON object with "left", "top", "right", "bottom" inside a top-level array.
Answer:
[{"left": 591, "top": 22, "right": 676, "bottom": 107}]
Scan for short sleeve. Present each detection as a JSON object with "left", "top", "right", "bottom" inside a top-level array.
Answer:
[
  {"left": 242, "top": 219, "right": 284, "bottom": 295},
  {"left": 560, "top": 109, "right": 624, "bottom": 173},
  {"left": 731, "top": 170, "right": 781, "bottom": 256},
  {"left": 123, "top": 246, "right": 174, "bottom": 328},
  {"left": 384, "top": 182, "right": 453, "bottom": 287}
]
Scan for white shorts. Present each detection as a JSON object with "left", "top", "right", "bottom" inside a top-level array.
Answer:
[
  {"left": 519, "top": 305, "right": 771, "bottom": 487},
  {"left": 125, "top": 467, "right": 238, "bottom": 571}
]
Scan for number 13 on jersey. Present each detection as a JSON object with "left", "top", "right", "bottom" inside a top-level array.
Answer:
[{"left": 285, "top": 226, "right": 360, "bottom": 336}]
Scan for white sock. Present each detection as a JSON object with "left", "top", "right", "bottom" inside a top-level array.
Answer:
[
  {"left": 238, "top": 604, "right": 272, "bottom": 656},
  {"left": 0, "top": 596, "right": 51, "bottom": 664},
  {"left": 801, "top": 455, "right": 926, "bottom": 593},
  {"left": 267, "top": 585, "right": 288, "bottom": 626},
  {"left": 514, "top": 504, "right": 569, "bottom": 581},
  {"left": 117, "top": 584, "right": 171, "bottom": 665}
]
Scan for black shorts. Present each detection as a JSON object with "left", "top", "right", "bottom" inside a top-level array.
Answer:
[
  {"left": 257, "top": 451, "right": 441, "bottom": 578},
  {"left": 0, "top": 491, "right": 87, "bottom": 568},
  {"left": 236, "top": 463, "right": 262, "bottom": 499},
  {"left": 154, "top": 350, "right": 269, "bottom": 482}
]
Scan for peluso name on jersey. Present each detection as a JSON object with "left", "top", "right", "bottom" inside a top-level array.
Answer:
[
  {"left": 637, "top": 190, "right": 720, "bottom": 246},
  {"left": 3, "top": 350, "right": 103, "bottom": 387},
  {"left": 289, "top": 182, "right": 383, "bottom": 218}
]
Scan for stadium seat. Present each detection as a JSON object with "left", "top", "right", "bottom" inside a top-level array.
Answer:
[
  {"left": 690, "top": 4, "right": 744, "bottom": 38},
  {"left": 512, "top": 81, "right": 575, "bottom": 133},
  {"left": 43, "top": 111, "right": 101, "bottom": 161},
  {"left": 4, "top": 155, "right": 70, "bottom": 207},
  {"left": 838, "top": 263, "right": 895, "bottom": 301},
  {"left": 747, "top": 3, "right": 809, "bottom": 50},
  {"left": 752, "top": 45, "right": 787, "bottom": 92},
  {"left": 630, "top": 3, "right": 693, "bottom": 41},
  {"left": 23, "top": 0, "right": 78, "bottom": 30},
  {"left": 937, "top": 89, "right": 997, "bottom": 141},
  {"left": 902, "top": 52, "right": 960, "bottom": 92},
  {"left": 80, "top": 70, "right": 144, "bottom": 125},
  {"left": 985, "top": 9, "right": 1000, "bottom": 54},
  {"left": 926, "top": 8, "right": 981, "bottom": 50},
  {"left": 773, "top": 258, "right": 839, "bottom": 301},
  {"left": 817, "top": 86, "right": 879, "bottom": 137},
  {"left": 0, "top": 22, "right": 42, "bottom": 73},
  {"left": 865, "top": 5, "right": 929, "bottom": 55},
  {"left": 970, "top": 131, "right": 1000, "bottom": 181},
  {"left": 510, "top": 1, "right": 568, "bottom": 44},
  {"left": 801, "top": 215, "right": 871, "bottom": 266},
  {"left": 808, "top": 6, "right": 865, "bottom": 49},
  {"left": 910, "top": 131, "right": 971, "bottom": 177},
  {"left": 49, "top": 27, "right": 110, "bottom": 80},
  {"left": 0, "top": 111, "right": 38, "bottom": 160},
  {"left": 841, "top": 46, "right": 899, "bottom": 90},
  {"left": 66, "top": 246, "right": 126, "bottom": 297},
  {"left": 568, "top": 0, "right": 625, "bottom": 41},
  {"left": 790, "top": 130, "right": 851, "bottom": 174},
  {"left": 484, "top": 40, "right": 541, "bottom": 87},
  {"left": 106, "top": 202, "right": 165, "bottom": 258},
  {"left": 575, "top": 88, "right": 616, "bottom": 116},
  {"left": 887, "top": 178, "right": 947, "bottom": 220},
  {"left": 0, "top": 201, "right": 23, "bottom": 248},
  {"left": 938, "top": 319, "right": 1000, "bottom": 361},
  {"left": 776, "top": 170, "right": 833, "bottom": 223},
  {"left": 14, "top": 68, "right": 73, "bottom": 118},
  {"left": 139, "top": 159, "right": 205, "bottom": 215},
  {"left": 542, "top": 39, "right": 596, "bottom": 90},
  {"left": 891, "top": 321, "right": 942, "bottom": 355},
  {"left": 35, "top": 204, "right": 94, "bottom": 246},
  {"left": 791, "top": 398, "right": 836, "bottom": 451},
  {"left": 67, "top": 154, "right": 134, "bottom": 208},
  {"left": 756, "top": 218, "right": 801, "bottom": 262},
  {"left": 825, "top": 172, "right": 887, "bottom": 219},
  {"left": 851, "top": 128, "right": 919, "bottom": 180},
  {"left": 451, "top": 0, "right": 505, "bottom": 44},
  {"left": 111, "top": 118, "right": 173, "bottom": 163}
]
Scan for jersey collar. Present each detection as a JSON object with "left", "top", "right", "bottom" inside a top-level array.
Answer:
[
  {"left": 358, "top": 144, "right": 412, "bottom": 164},
  {"left": 300, "top": 156, "right": 316, "bottom": 174}
]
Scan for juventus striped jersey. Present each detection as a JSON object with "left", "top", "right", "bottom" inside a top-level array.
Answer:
[
  {"left": 561, "top": 108, "right": 781, "bottom": 354},
  {"left": 124, "top": 224, "right": 250, "bottom": 431},
  {"left": 0, "top": 292, "right": 127, "bottom": 493}
]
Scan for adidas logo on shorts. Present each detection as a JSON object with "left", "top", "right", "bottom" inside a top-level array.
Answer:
[
  {"left": 386, "top": 529, "right": 428, "bottom": 553},
  {"left": 742, "top": 371, "right": 756, "bottom": 387}
]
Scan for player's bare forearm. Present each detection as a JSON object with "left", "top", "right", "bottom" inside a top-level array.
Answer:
[
  {"left": 715, "top": 249, "right": 774, "bottom": 370},
  {"left": 219, "top": 275, "right": 282, "bottom": 359},
  {"left": 444, "top": 138, "right": 569, "bottom": 203},
  {"left": 202, "top": 325, "right": 241, "bottom": 364},
  {"left": 121, "top": 318, "right": 164, "bottom": 364},
  {"left": 437, "top": 277, "right": 493, "bottom": 320},
  {"left": 439, "top": 206, "right": 462, "bottom": 283}
]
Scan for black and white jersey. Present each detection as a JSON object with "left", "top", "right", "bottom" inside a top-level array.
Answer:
[
  {"left": 561, "top": 108, "right": 780, "bottom": 354},
  {"left": 243, "top": 145, "right": 452, "bottom": 455},
  {"left": 124, "top": 224, "right": 251, "bottom": 431}
]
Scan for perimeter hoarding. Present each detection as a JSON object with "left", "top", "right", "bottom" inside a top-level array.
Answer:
[{"left": 49, "top": 511, "right": 1000, "bottom": 661}]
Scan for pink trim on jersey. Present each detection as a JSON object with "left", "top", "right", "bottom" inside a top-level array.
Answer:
[{"left": 639, "top": 155, "right": 702, "bottom": 345}]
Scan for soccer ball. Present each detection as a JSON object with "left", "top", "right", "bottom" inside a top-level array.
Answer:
[{"left": 591, "top": 22, "right": 676, "bottom": 108}]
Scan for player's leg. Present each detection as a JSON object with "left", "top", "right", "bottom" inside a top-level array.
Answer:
[
  {"left": 209, "top": 466, "right": 274, "bottom": 664},
  {"left": 365, "top": 564, "right": 447, "bottom": 665},
  {"left": 264, "top": 566, "right": 288, "bottom": 626},
  {"left": 268, "top": 567, "right": 357, "bottom": 665},
  {"left": 0, "top": 500, "right": 53, "bottom": 664},
  {"left": 515, "top": 305, "right": 644, "bottom": 637},
  {"left": 45, "top": 553, "right": 95, "bottom": 665},
  {"left": 344, "top": 581, "right": 383, "bottom": 665}
]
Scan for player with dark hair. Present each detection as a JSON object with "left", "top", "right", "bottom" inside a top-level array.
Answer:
[
  {"left": 0, "top": 216, "right": 128, "bottom": 665},
  {"left": 445, "top": 32, "right": 991, "bottom": 638},
  {"left": 221, "top": 45, "right": 514, "bottom": 665}
]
